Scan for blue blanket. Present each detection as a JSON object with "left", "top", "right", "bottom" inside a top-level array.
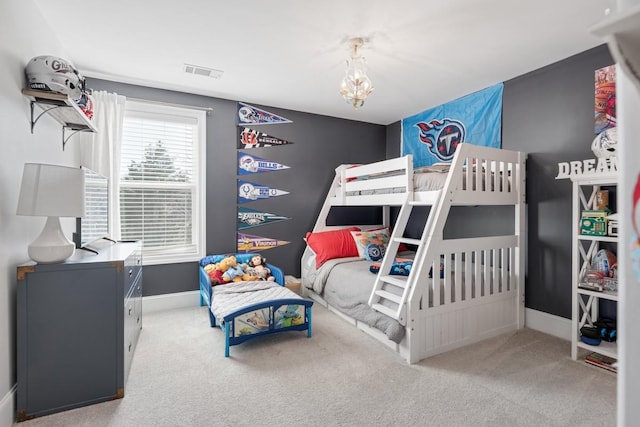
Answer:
[{"left": 369, "top": 259, "right": 443, "bottom": 278}]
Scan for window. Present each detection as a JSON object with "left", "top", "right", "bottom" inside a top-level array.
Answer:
[
  {"left": 77, "top": 167, "right": 109, "bottom": 247},
  {"left": 119, "top": 100, "right": 206, "bottom": 265}
]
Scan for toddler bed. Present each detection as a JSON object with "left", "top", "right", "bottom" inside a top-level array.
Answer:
[
  {"left": 199, "top": 253, "right": 313, "bottom": 357},
  {"left": 303, "top": 143, "right": 527, "bottom": 363}
]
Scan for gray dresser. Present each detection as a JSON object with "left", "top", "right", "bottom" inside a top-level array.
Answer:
[{"left": 16, "top": 241, "right": 142, "bottom": 422}]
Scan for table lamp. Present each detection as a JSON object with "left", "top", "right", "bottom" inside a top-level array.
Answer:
[{"left": 16, "top": 163, "right": 85, "bottom": 263}]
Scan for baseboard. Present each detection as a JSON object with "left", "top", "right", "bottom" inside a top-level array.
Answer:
[
  {"left": 142, "top": 290, "right": 200, "bottom": 314},
  {"left": 525, "top": 307, "right": 571, "bottom": 341},
  {"left": 0, "top": 385, "right": 16, "bottom": 427}
]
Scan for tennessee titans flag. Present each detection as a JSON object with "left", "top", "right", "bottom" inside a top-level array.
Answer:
[{"left": 402, "top": 83, "right": 503, "bottom": 168}]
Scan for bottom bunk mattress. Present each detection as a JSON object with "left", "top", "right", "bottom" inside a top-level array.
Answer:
[{"left": 302, "top": 255, "right": 405, "bottom": 343}]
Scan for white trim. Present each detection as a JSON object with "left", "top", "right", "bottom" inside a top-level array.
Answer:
[
  {"left": 525, "top": 307, "right": 571, "bottom": 341},
  {"left": 142, "top": 290, "right": 200, "bottom": 314},
  {"left": 0, "top": 385, "right": 16, "bottom": 427}
]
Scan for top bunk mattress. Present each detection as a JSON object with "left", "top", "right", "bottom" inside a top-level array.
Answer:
[
  {"left": 334, "top": 163, "right": 512, "bottom": 199},
  {"left": 336, "top": 164, "right": 449, "bottom": 197}
]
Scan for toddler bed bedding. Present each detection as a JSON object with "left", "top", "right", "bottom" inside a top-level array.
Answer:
[{"left": 210, "top": 280, "right": 302, "bottom": 322}]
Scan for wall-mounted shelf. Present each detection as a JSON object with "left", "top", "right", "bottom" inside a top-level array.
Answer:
[{"left": 22, "top": 88, "right": 97, "bottom": 150}]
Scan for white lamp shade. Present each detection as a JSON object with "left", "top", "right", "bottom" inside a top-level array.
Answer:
[
  {"left": 16, "top": 163, "right": 85, "bottom": 263},
  {"left": 17, "top": 163, "right": 85, "bottom": 217}
]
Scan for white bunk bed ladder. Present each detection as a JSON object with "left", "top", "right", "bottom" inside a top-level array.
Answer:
[{"left": 368, "top": 194, "right": 439, "bottom": 325}]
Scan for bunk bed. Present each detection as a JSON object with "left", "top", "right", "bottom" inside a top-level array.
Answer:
[{"left": 301, "top": 143, "right": 527, "bottom": 363}]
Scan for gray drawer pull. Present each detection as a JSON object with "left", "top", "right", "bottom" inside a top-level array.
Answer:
[
  {"left": 128, "top": 306, "right": 132, "bottom": 315},
  {"left": 129, "top": 269, "right": 133, "bottom": 277}
]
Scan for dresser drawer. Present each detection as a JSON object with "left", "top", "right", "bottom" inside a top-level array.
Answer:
[
  {"left": 123, "top": 249, "right": 142, "bottom": 296},
  {"left": 124, "top": 296, "right": 136, "bottom": 343},
  {"left": 124, "top": 275, "right": 142, "bottom": 360},
  {"left": 124, "top": 295, "right": 142, "bottom": 383}
]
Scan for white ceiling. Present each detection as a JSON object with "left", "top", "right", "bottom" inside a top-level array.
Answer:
[{"left": 33, "top": 0, "right": 610, "bottom": 125}]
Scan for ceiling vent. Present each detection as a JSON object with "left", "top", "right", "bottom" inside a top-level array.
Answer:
[{"left": 183, "top": 63, "right": 223, "bottom": 79}]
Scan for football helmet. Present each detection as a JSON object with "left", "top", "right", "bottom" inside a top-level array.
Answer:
[
  {"left": 238, "top": 106, "right": 258, "bottom": 123},
  {"left": 25, "top": 55, "right": 85, "bottom": 101},
  {"left": 591, "top": 127, "right": 617, "bottom": 159}
]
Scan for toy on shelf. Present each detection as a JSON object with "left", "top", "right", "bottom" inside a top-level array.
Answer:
[{"left": 580, "top": 210, "right": 612, "bottom": 236}]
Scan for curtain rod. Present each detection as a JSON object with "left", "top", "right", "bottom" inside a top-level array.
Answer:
[{"left": 126, "top": 97, "right": 214, "bottom": 116}]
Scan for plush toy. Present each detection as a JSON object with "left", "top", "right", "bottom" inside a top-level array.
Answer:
[
  {"left": 242, "top": 265, "right": 262, "bottom": 281},
  {"left": 216, "top": 256, "right": 237, "bottom": 274},
  {"left": 204, "top": 263, "right": 224, "bottom": 285},
  {"left": 208, "top": 268, "right": 225, "bottom": 285},
  {"left": 222, "top": 264, "right": 245, "bottom": 282},
  {"left": 241, "top": 266, "right": 259, "bottom": 282},
  {"left": 248, "top": 254, "right": 275, "bottom": 281}
]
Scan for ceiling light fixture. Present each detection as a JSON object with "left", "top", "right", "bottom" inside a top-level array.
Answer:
[{"left": 340, "top": 37, "right": 374, "bottom": 109}]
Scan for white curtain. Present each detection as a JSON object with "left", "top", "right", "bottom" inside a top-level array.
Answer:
[{"left": 79, "top": 91, "right": 126, "bottom": 240}]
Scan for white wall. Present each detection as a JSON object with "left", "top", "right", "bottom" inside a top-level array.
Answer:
[{"left": 0, "top": 1, "right": 80, "bottom": 425}]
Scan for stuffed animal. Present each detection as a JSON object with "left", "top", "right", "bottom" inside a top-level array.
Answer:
[
  {"left": 248, "top": 254, "right": 275, "bottom": 281},
  {"left": 242, "top": 266, "right": 261, "bottom": 281},
  {"left": 216, "top": 256, "right": 237, "bottom": 274},
  {"left": 222, "top": 264, "right": 245, "bottom": 282},
  {"left": 204, "top": 263, "right": 224, "bottom": 285},
  {"left": 208, "top": 268, "right": 225, "bottom": 285}
]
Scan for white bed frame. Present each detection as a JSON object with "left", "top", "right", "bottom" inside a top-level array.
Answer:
[{"left": 302, "top": 143, "right": 527, "bottom": 363}]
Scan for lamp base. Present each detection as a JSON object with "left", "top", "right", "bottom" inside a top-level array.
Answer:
[{"left": 28, "top": 217, "right": 75, "bottom": 263}]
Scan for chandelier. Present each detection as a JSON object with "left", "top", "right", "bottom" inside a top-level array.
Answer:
[{"left": 340, "top": 37, "right": 374, "bottom": 109}]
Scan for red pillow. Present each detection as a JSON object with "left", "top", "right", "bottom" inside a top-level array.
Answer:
[{"left": 305, "top": 227, "right": 361, "bottom": 269}]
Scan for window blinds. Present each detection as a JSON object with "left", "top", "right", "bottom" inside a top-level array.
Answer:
[{"left": 120, "top": 103, "right": 203, "bottom": 262}]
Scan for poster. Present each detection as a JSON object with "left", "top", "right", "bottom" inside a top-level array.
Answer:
[
  {"left": 238, "top": 152, "right": 290, "bottom": 175},
  {"left": 237, "top": 232, "right": 290, "bottom": 253},
  {"left": 274, "top": 305, "right": 305, "bottom": 328},
  {"left": 595, "top": 64, "right": 616, "bottom": 135},
  {"left": 237, "top": 180, "right": 289, "bottom": 204},
  {"left": 401, "top": 83, "right": 503, "bottom": 168},
  {"left": 238, "top": 127, "right": 294, "bottom": 149},
  {"left": 234, "top": 308, "right": 271, "bottom": 336},
  {"left": 237, "top": 102, "right": 292, "bottom": 126},
  {"left": 237, "top": 207, "right": 290, "bottom": 230}
]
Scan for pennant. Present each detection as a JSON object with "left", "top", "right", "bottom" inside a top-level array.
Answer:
[
  {"left": 238, "top": 180, "right": 289, "bottom": 204},
  {"left": 238, "top": 127, "right": 294, "bottom": 149},
  {"left": 237, "top": 207, "right": 290, "bottom": 230},
  {"left": 237, "top": 102, "right": 292, "bottom": 126},
  {"left": 237, "top": 232, "right": 290, "bottom": 253},
  {"left": 238, "top": 152, "right": 290, "bottom": 175},
  {"left": 402, "top": 83, "right": 503, "bottom": 168}
]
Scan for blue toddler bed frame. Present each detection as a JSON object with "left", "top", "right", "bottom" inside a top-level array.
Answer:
[{"left": 199, "top": 254, "right": 313, "bottom": 357}]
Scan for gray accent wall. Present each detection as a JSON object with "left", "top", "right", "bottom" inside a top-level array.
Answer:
[
  {"left": 505, "top": 45, "right": 615, "bottom": 319},
  {"left": 87, "top": 78, "right": 386, "bottom": 295},
  {"left": 386, "top": 44, "right": 614, "bottom": 319}
]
